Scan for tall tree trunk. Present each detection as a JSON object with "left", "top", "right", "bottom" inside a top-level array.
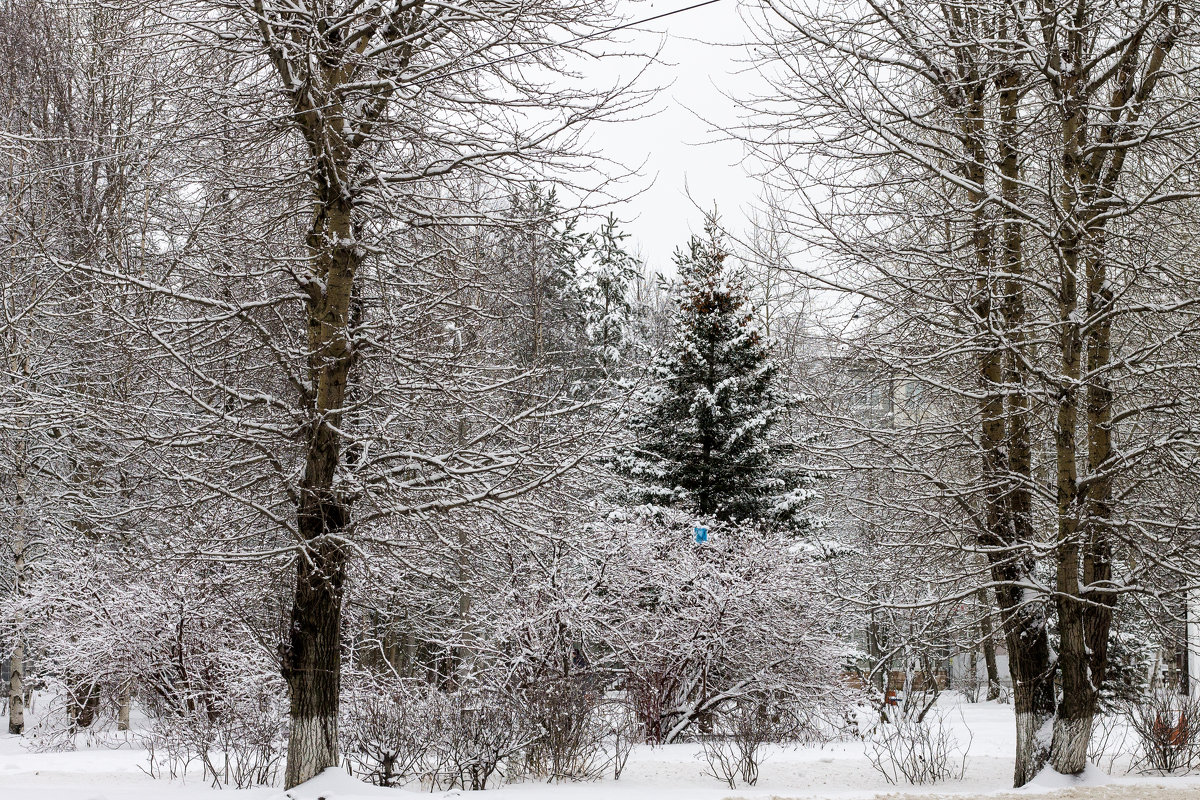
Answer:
[
  {"left": 1042, "top": 0, "right": 1174, "bottom": 766},
  {"left": 993, "top": 43, "right": 1056, "bottom": 785},
  {"left": 867, "top": 605, "right": 885, "bottom": 692},
  {"left": 977, "top": 587, "right": 1001, "bottom": 701},
  {"left": 1048, "top": 48, "right": 1102, "bottom": 773},
  {"left": 997, "top": 281, "right": 1055, "bottom": 787},
  {"left": 980, "top": 321, "right": 1055, "bottom": 787},
  {"left": 1049, "top": 232, "right": 1087, "bottom": 774},
  {"left": 282, "top": 187, "right": 358, "bottom": 788},
  {"left": 1050, "top": 248, "right": 1117, "bottom": 775},
  {"left": 967, "top": 645, "right": 979, "bottom": 697},
  {"left": 283, "top": 538, "right": 346, "bottom": 788},
  {"left": 994, "top": 575, "right": 1056, "bottom": 785},
  {"left": 962, "top": 51, "right": 1054, "bottom": 786},
  {"left": 8, "top": 459, "right": 27, "bottom": 736}
]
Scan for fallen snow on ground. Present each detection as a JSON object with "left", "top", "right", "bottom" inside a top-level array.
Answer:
[{"left": 3, "top": 697, "right": 1200, "bottom": 800}]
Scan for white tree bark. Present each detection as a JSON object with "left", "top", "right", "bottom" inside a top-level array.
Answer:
[{"left": 8, "top": 468, "right": 26, "bottom": 736}]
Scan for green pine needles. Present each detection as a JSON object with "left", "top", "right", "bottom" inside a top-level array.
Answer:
[{"left": 616, "top": 218, "right": 814, "bottom": 530}]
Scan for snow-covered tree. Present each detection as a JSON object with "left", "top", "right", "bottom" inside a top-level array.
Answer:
[
  {"left": 578, "top": 215, "right": 642, "bottom": 367},
  {"left": 745, "top": 0, "right": 1200, "bottom": 783},
  {"left": 617, "top": 218, "right": 812, "bottom": 529},
  {"left": 600, "top": 506, "right": 843, "bottom": 742},
  {"left": 493, "top": 191, "right": 643, "bottom": 373}
]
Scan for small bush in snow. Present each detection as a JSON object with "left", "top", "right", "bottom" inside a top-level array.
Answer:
[
  {"left": 433, "top": 691, "right": 538, "bottom": 790},
  {"left": 141, "top": 676, "right": 286, "bottom": 789},
  {"left": 341, "top": 680, "right": 535, "bottom": 791},
  {"left": 341, "top": 677, "right": 442, "bottom": 787},
  {"left": 696, "top": 700, "right": 776, "bottom": 789},
  {"left": 1088, "top": 711, "right": 1130, "bottom": 775},
  {"left": 519, "top": 679, "right": 627, "bottom": 782},
  {"left": 864, "top": 707, "right": 970, "bottom": 785},
  {"left": 1125, "top": 693, "right": 1200, "bottom": 774}
]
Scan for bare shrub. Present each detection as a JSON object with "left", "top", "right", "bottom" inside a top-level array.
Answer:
[
  {"left": 342, "top": 677, "right": 642, "bottom": 789},
  {"left": 141, "top": 685, "right": 286, "bottom": 788},
  {"left": 520, "top": 677, "right": 610, "bottom": 782},
  {"left": 1125, "top": 693, "right": 1200, "bottom": 774},
  {"left": 341, "top": 681, "right": 544, "bottom": 790},
  {"left": 698, "top": 736, "right": 741, "bottom": 790},
  {"left": 431, "top": 691, "right": 538, "bottom": 790},
  {"left": 342, "top": 678, "right": 442, "bottom": 787},
  {"left": 864, "top": 707, "right": 970, "bottom": 785},
  {"left": 958, "top": 658, "right": 984, "bottom": 705},
  {"left": 609, "top": 700, "right": 641, "bottom": 780},
  {"left": 776, "top": 697, "right": 860, "bottom": 745},
  {"left": 697, "top": 700, "right": 775, "bottom": 789},
  {"left": 1088, "top": 712, "right": 1129, "bottom": 775}
]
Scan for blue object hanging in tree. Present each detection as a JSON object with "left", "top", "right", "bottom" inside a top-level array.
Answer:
[{"left": 694, "top": 526, "right": 708, "bottom": 544}]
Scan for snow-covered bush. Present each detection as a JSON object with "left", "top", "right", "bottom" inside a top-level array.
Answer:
[
  {"left": 341, "top": 675, "right": 444, "bottom": 787},
  {"left": 340, "top": 669, "right": 641, "bottom": 789},
  {"left": 603, "top": 507, "right": 846, "bottom": 744},
  {"left": 3, "top": 542, "right": 284, "bottom": 753},
  {"left": 432, "top": 691, "right": 538, "bottom": 790},
  {"left": 864, "top": 707, "right": 970, "bottom": 785},
  {"left": 696, "top": 699, "right": 778, "bottom": 788},
  {"left": 515, "top": 685, "right": 642, "bottom": 783},
  {"left": 341, "top": 674, "right": 541, "bottom": 791},
  {"left": 142, "top": 675, "right": 286, "bottom": 788},
  {"left": 1125, "top": 693, "right": 1200, "bottom": 774},
  {"left": 519, "top": 676, "right": 612, "bottom": 782},
  {"left": 17, "top": 685, "right": 127, "bottom": 752}
]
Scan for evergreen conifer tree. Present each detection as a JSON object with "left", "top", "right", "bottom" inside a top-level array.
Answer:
[
  {"left": 579, "top": 214, "right": 642, "bottom": 366},
  {"left": 616, "top": 218, "right": 812, "bottom": 529}
]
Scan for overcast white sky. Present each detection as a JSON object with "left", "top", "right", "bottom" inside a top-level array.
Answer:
[{"left": 580, "top": 0, "right": 766, "bottom": 273}]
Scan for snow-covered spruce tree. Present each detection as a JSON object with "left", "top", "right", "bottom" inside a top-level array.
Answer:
[
  {"left": 578, "top": 215, "right": 643, "bottom": 367},
  {"left": 617, "top": 219, "right": 811, "bottom": 529},
  {"left": 494, "top": 189, "right": 643, "bottom": 375}
]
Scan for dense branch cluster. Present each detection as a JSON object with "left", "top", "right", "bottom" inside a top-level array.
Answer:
[{"left": 5, "top": 0, "right": 1200, "bottom": 793}]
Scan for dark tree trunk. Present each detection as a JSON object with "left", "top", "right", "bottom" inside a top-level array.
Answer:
[
  {"left": 283, "top": 534, "right": 347, "bottom": 788},
  {"left": 977, "top": 587, "right": 1001, "bottom": 701},
  {"left": 985, "top": 44, "right": 1057, "bottom": 785},
  {"left": 69, "top": 681, "right": 102, "bottom": 731},
  {"left": 281, "top": 185, "right": 359, "bottom": 787}
]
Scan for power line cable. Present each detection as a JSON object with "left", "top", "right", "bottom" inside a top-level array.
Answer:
[{"left": 412, "top": 0, "right": 725, "bottom": 87}]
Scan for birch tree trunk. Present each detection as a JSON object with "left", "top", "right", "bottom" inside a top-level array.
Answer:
[
  {"left": 8, "top": 640, "right": 23, "bottom": 735},
  {"left": 8, "top": 454, "right": 27, "bottom": 736},
  {"left": 117, "top": 682, "right": 131, "bottom": 732}
]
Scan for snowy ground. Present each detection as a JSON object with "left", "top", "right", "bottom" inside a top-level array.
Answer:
[{"left": 3, "top": 697, "right": 1200, "bottom": 800}]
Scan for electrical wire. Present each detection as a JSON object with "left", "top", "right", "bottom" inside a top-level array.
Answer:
[{"left": 411, "top": 0, "right": 726, "bottom": 88}]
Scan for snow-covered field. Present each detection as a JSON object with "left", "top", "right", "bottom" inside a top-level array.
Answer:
[{"left": 3, "top": 697, "right": 1199, "bottom": 800}]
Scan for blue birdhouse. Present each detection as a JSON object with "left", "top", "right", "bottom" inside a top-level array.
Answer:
[{"left": 694, "top": 526, "right": 708, "bottom": 544}]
